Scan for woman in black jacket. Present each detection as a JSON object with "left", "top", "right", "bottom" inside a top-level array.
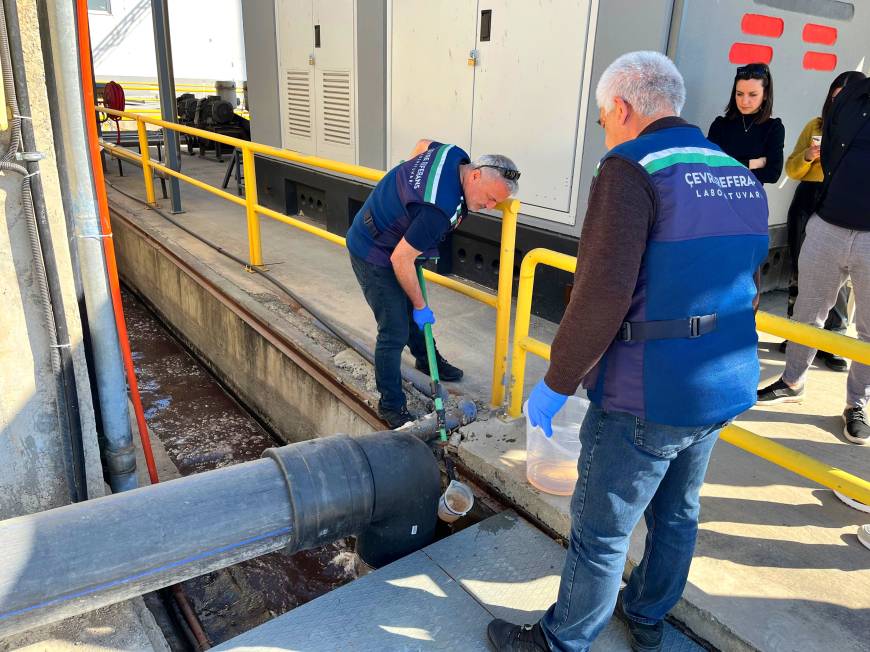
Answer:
[{"left": 708, "top": 63, "right": 785, "bottom": 184}]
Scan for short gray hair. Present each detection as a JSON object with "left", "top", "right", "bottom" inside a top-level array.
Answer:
[
  {"left": 472, "top": 154, "right": 520, "bottom": 196},
  {"left": 595, "top": 51, "right": 686, "bottom": 117}
]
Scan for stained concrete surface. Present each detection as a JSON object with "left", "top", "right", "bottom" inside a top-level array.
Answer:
[{"left": 105, "top": 153, "right": 869, "bottom": 651}]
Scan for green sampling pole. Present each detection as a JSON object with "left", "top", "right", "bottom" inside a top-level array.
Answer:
[{"left": 415, "top": 265, "right": 448, "bottom": 443}]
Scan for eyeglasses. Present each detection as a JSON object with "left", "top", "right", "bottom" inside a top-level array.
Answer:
[
  {"left": 476, "top": 165, "right": 521, "bottom": 181},
  {"left": 736, "top": 63, "right": 769, "bottom": 79}
]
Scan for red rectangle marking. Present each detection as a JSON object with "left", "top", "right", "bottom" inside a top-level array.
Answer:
[
  {"left": 741, "top": 14, "right": 784, "bottom": 38},
  {"left": 729, "top": 43, "right": 774, "bottom": 65},
  {"left": 803, "top": 23, "right": 837, "bottom": 45},
  {"left": 803, "top": 51, "right": 838, "bottom": 71}
]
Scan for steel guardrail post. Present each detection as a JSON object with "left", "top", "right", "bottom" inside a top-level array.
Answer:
[
  {"left": 241, "top": 145, "right": 264, "bottom": 268},
  {"left": 491, "top": 199, "right": 520, "bottom": 408},
  {"left": 507, "top": 251, "right": 540, "bottom": 418},
  {"left": 135, "top": 117, "right": 157, "bottom": 206}
]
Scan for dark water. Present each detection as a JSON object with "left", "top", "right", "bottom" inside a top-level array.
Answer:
[{"left": 123, "top": 287, "right": 357, "bottom": 646}]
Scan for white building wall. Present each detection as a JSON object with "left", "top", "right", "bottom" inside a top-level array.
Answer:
[{"left": 89, "top": 0, "right": 247, "bottom": 84}]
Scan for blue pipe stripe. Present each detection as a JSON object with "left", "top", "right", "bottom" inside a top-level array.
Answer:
[{"left": 0, "top": 526, "right": 292, "bottom": 622}]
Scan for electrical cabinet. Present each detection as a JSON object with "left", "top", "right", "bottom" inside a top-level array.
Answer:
[
  {"left": 389, "top": 0, "right": 592, "bottom": 224},
  {"left": 276, "top": 0, "right": 358, "bottom": 164}
]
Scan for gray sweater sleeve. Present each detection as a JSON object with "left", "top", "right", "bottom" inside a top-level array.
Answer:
[{"left": 543, "top": 157, "right": 655, "bottom": 396}]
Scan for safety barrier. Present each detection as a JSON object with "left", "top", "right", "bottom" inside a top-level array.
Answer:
[
  {"left": 508, "top": 247, "right": 870, "bottom": 505},
  {"left": 96, "top": 107, "right": 519, "bottom": 408},
  {"left": 106, "top": 107, "right": 250, "bottom": 122},
  {"left": 96, "top": 80, "right": 245, "bottom": 94}
]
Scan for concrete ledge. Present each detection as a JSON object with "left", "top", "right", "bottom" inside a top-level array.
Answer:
[{"left": 112, "top": 198, "right": 385, "bottom": 442}]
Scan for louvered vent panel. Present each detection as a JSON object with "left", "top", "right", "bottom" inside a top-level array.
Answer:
[
  {"left": 320, "top": 70, "right": 352, "bottom": 146},
  {"left": 285, "top": 69, "right": 311, "bottom": 138}
]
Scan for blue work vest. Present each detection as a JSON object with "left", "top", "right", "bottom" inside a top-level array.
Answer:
[
  {"left": 584, "top": 125, "right": 769, "bottom": 426},
  {"left": 346, "top": 142, "right": 469, "bottom": 266}
]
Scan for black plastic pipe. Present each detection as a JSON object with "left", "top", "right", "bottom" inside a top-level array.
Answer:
[{"left": 0, "top": 419, "right": 471, "bottom": 638}]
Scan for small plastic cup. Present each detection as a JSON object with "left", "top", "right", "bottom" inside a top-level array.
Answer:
[{"left": 437, "top": 480, "right": 474, "bottom": 523}]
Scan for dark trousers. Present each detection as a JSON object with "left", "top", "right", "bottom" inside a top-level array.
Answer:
[
  {"left": 350, "top": 253, "right": 429, "bottom": 411},
  {"left": 786, "top": 181, "right": 850, "bottom": 332}
]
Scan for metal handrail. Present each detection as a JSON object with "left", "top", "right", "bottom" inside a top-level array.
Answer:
[
  {"left": 508, "top": 247, "right": 870, "bottom": 506},
  {"left": 95, "top": 106, "right": 519, "bottom": 407}
]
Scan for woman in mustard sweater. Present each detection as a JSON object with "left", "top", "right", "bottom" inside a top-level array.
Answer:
[{"left": 783, "top": 70, "right": 866, "bottom": 370}]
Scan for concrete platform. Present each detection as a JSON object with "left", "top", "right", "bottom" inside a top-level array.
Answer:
[
  {"left": 214, "top": 511, "right": 704, "bottom": 651},
  {"left": 0, "top": 594, "right": 168, "bottom": 652},
  {"left": 105, "top": 153, "right": 870, "bottom": 652}
]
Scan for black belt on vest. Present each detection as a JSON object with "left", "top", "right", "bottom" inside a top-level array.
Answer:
[
  {"left": 618, "top": 313, "right": 717, "bottom": 342},
  {"left": 362, "top": 210, "right": 381, "bottom": 239}
]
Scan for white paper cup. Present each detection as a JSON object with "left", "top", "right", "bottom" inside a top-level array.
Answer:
[{"left": 437, "top": 480, "right": 474, "bottom": 523}]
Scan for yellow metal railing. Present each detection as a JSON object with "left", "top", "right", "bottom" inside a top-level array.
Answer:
[
  {"left": 106, "top": 107, "right": 250, "bottom": 122},
  {"left": 96, "top": 107, "right": 519, "bottom": 408},
  {"left": 508, "top": 247, "right": 870, "bottom": 506},
  {"left": 97, "top": 80, "right": 245, "bottom": 95}
]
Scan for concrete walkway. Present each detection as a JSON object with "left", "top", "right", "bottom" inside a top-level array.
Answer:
[
  {"left": 214, "top": 511, "right": 704, "bottom": 651},
  {"left": 105, "top": 153, "right": 870, "bottom": 652}
]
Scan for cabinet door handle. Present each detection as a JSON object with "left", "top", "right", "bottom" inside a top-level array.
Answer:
[
  {"left": 314, "top": 24, "right": 321, "bottom": 48},
  {"left": 480, "top": 9, "right": 492, "bottom": 42}
]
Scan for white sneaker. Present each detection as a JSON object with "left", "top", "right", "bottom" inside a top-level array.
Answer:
[
  {"left": 833, "top": 491, "right": 870, "bottom": 514},
  {"left": 858, "top": 525, "right": 870, "bottom": 552}
]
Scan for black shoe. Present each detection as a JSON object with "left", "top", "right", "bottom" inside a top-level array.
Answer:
[
  {"left": 377, "top": 404, "right": 417, "bottom": 429},
  {"left": 626, "top": 618, "right": 664, "bottom": 652},
  {"left": 415, "top": 353, "right": 464, "bottom": 382},
  {"left": 616, "top": 594, "right": 663, "bottom": 652},
  {"left": 757, "top": 378, "right": 805, "bottom": 405},
  {"left": 486, "top": 619, "right": 549, "bottom": 651},
  {"left": 824, "top": 353, "right": 849, "bottom": 372},
  {"left": 843, "top": 407, "right": 870, "bottom": 445}
]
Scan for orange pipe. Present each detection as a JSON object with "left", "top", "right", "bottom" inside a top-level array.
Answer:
[{"left": 75, "top": 0, "right": 158, "bottom": 485}]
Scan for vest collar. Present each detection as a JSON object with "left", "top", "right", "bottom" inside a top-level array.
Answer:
[{"left": 640, "top": 116, "right": 691, "bottom": 136}]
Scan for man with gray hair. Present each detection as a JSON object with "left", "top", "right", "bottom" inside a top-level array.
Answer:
[
  {"left": 488, "top": 51, "right": 768, "bottom": 651},
  {"left": 346, "top": 139, "right": 518, "bottom": 428}
]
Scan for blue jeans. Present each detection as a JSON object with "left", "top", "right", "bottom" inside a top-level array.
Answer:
[
  {"left": 540, "top": 403, "right": 725, "bottom": 652},
  {"left": 349, "top": 253, "right": 429, "bottom": 411}
]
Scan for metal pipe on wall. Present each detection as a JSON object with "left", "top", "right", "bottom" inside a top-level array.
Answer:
[
  {"left": 150, "top": 0, "right": 182, "bottom": 213},
  {"left": 2, "top": 0, "right": 88, "bottom": 503},
  {"left": 40, "top": 0, "right": 136, "bottom": 492},
  {"left": 0, "top": 429, "right": 448, "bottom": 638}
]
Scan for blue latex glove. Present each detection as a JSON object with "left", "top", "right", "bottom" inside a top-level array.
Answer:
[
  {"left": 527, "top": 380, "right": 569, "bottom": 438},
  {"left": 413, "top": 305, "right": 436, "bottom": 331}
]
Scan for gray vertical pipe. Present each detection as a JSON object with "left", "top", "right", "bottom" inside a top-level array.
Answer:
[
  {"left": 3, "top": 0, "right": 87, "bottom": 502},
  {"left": 41, "top": 0, "right": 137, "bottom": 492},
  {"left": 150, "top": 0, "right": 182, "bottom": 213}
]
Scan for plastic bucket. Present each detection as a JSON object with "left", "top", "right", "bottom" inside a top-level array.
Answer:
[
  {"left": 437, "top": 480, "right": 475, "bottom": 523},
  {"left": 524, "top": 396, "right": 588, "bottom": 496}
]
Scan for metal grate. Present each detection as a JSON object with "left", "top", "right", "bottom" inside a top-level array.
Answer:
[
  {"left": 319, "top": 70, "right": 352, "bottom": 146},
  {"left": 285, "top": 69, "right": 312, "bottom": 138}
]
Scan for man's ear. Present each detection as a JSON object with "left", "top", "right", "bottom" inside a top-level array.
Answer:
[{"left": 615, "top": 97, "right": 631, "bottom": 126}]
